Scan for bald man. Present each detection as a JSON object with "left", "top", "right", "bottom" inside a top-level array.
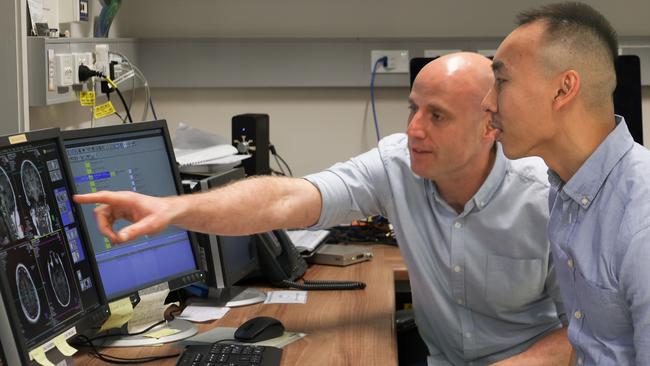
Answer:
[
  {"left": 483, "top": 2, "right": 650, "bottom": 365},
  {"left": 76, "top": 53, "right": 570, "bottom": 365}
]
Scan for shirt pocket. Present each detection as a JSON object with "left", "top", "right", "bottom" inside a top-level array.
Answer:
[
  {"left": 573, "top": 268, "right": 631, "bottom": 340},
  {"left": 485, "top": 255, "right": 543, "bottom": 311}
]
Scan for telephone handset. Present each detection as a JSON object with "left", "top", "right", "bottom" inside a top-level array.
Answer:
[{"left": 255, "top": 230, "right": 365, "bottom": 290}]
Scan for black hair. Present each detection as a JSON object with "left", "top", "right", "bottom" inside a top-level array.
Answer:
[{"left": 517, "top": 2, "right": 618, "bottom": 64}]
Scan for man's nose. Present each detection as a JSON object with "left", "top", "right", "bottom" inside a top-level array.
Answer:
[{"left": 406, "top": 112, "right": 426, "bottom": 139}]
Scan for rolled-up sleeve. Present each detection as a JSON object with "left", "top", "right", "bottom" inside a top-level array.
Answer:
[{"left": 303, "top": 148, "right": 390, "bottom": 229}]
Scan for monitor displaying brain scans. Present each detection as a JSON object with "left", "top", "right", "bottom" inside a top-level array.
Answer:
[
  {"left": 0, "top": 139, "right": 93, "bottom": 348},
  {"left": 21, "top": 160, "right": 53, "bottom": 237},
  {"left": 0, "top": 165, "right": 24, "bottom": 244}
]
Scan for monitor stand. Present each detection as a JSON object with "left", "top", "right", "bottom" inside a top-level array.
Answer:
[
  {"left": 207, "top": 286, "right": 267, "bottom": 307},
  {"left": 99, "top": 318, "right": 197, "bottom": 347}
]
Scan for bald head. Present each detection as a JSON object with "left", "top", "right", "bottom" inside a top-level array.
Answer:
[{"left": 414, "top": 52, "right": 494, "bottom": 107}]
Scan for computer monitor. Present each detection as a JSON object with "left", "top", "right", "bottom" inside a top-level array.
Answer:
[
  {"left": 614, "top": 55, "right": 643, "bottom": 145},
  {"left": 409, "top": 54, "right": 643, "bottom": 144},
  {"left": 0, "top": 129, "right": 109, "bottom": 365},
  {"left": 182, "top": 168, "right": 266, "bottom": 307},
  {"left": 62, "top": 120, "right": 205, "bottom": 347}
]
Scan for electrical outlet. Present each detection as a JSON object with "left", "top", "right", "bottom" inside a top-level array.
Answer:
[
  {"left": 370, "top": 50, "right": 410, "bottom": 73},
  {"left": 423, "top": 49, "right": 463, "bottom": 58},
  {"left": 94, "top": 44, "right": 110, "bottom": 75},
  {"left": 73, "top": 52, "right": 93, "bottom": 84},
  {"left": 54, "top": 53, "right": 75, "bottom": 87}
]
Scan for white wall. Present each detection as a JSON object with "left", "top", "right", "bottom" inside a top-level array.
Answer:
[
  {"left": 29, "top": 86, "right": 650, "bottom": 177},
  {"left": 117, "top": 0, "right": 650, "bottom": 38},
  {"left": 26, "top": 0, "right": 650, "bottom": 176},
  {"left": 30, "top": 87, "right": 409, "bottom": 176}
]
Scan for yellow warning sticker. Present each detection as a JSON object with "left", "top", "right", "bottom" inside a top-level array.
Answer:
[
  {"left": 79, "top": 91, "right": 96, "bottom": 106},
  {"left": 93, "top": 101, "right": 116, "bottom": 119}
]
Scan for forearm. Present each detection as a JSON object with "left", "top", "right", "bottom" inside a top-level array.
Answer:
[
  {"left": 490, "top": 328, "right": 572, "bottom": 366},
  {"left": 170, "top": 176, "right": 322, "bottom": 235}
]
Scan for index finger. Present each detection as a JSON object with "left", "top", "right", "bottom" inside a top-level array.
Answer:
[{"left": 73, "top": 191, "right": 129, "bottom": 205}]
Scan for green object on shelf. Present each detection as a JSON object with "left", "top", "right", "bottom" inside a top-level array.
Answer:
[{"left": 94, "top": 0, "right": 121, "bottom": 38}]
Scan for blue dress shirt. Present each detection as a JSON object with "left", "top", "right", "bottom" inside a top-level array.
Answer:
[
  {"left": 547, "top": 116, "right": 650, "bottom": 365},
  {"left": 305, "top": 134, "right": 564, "bottom": 365}
]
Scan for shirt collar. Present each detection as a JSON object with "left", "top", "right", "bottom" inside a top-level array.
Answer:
[
  {"left": 548, "top": 115, "right": 635, "bottom": 208},
  {"left": 427, "top": 144, "right": 506, "bottom": 214},
  {"left": 471, "top": 143, "right": 507, "bottom": 212}
]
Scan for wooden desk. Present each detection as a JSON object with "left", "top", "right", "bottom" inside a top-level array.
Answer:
[{"left": 75, "top": 245, "right": 406, "bottom": 365}]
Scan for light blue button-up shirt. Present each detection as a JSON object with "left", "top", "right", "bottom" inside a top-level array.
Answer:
[
  {"left": 305, "top": 133, "right": 564, "bottom": 365},
  {"left": 547, "top": 116, "right": 650, "bottom": 365}
]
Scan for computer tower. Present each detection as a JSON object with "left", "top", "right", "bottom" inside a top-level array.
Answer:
[
  {"left": 181, "top": 168, "right": 248, "bottom": 287},
  {"left": 232, "top": 114, "right": 270, "bottom": 176}
]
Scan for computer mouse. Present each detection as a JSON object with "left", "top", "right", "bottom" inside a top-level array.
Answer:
[{"left": 234, "top": 316, "right": 285, "bottom": 343}]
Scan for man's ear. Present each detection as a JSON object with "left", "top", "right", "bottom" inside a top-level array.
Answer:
[{"left": 552, "top": 70, "right": 580, "bottom": 110}]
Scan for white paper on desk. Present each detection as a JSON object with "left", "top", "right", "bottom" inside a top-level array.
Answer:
[
  {"left": 178, "top": 305, "right": 230, "bottom": 323},
  {"left": 175, "top": 145, "right": 239, "bottom": 166},
  {"left": 127, "top": 283, "right": 170, "bottom": 333},
  {"left": 264, "top": 291, "right": 308, "bottom": 304}
]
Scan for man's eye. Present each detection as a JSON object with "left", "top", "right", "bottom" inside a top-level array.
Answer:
[{"left": 432, "top": 113, "right": 444, "bottom": 121}]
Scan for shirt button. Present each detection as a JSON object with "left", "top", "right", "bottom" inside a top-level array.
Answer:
[
  {"left": 577, "top": 357, "right": 584, "bottom": 365},
  {"left": 581, "top": 197, "right": 589, "bottom": 206},
  {"left": 453, "top": 265, "right": 462, "bottom": 273},
  {"left": 454, "top": 222, "right": 462, "bottom": 229},
  {"left": 567, "top": 258, "right": 574, "bottom": 268},
  {"left": 464, "top": 332, "right": 472, "bottom": 338},
  {"left": 457, "top": 299, "right": 464, "bottom": 305},
  {"left": 574, "top": 310, "right": 583, "bottom": 319}
]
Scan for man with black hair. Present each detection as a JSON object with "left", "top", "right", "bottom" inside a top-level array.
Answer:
[{"left": 483, "top": 2, "right": 650, "bottom": 364}]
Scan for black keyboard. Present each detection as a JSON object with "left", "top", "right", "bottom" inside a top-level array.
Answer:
[{"left": 175, "top": 343, "right": 282, "bottom": 366}]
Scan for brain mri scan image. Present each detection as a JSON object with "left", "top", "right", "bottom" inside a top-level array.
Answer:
[
  {"left": 46, "top": 251, "right": 71, "bottom": 307},
  {"left": 20, "top": 160, "right": 53, "bottom": 236},
  {"left": 16, "top": 263, "right": 41, "bottom": 324},
  {"left": 0, "top": 166, "right": 24, "bottom": 244}
]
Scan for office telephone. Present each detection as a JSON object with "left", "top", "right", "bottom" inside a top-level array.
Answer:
[{"left": 255, "top": 230, "right": 365, "bottom": 290}]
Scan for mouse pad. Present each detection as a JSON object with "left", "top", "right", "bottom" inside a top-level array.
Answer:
[{"left": 178, "top": 327, "right": 306, "bottom": 348}]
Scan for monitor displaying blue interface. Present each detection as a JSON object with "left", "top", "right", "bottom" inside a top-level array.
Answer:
[
  {"left": 62, "top": 121, "right": 201, "bottom": 301},
  {"left": 0, "top": 129, "right": 108, "bottom": 365}
]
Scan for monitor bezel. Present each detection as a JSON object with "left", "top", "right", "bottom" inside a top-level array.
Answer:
[
  {"left": 61, "top": 120, "right": 204, "bottom": 301},
  {"left": 0, "top": 128, "right": 109, "bottom": 365}
]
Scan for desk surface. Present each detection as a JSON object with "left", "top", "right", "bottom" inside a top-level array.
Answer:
[{"left": 74, "top": 245, "right": 406, "bottom": 365}]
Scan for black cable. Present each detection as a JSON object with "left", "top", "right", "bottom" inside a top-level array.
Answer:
[
  {"left": 112, "top": 85, "right": 134, "bottom": 123},
  {"left": 269, "top": 143, "right": 293, "bottom": 177},
  {"left": 72, "top": 335, "right": 180, "bottom": 364},
  {"left": 280, "top": 279, "right": 366, "bottom": 290},
  {"left": 89, "top": 318, "right": 168, "bottom": 341},
  {"left": 106, "top": 92, "right": 127, "bottom": 123},
  {"left": 275, "top": 153, "right": 293, "bottom": 177},
  {"left": 273, "top": 154, "right": 286, "bottom": 176},
  {"left": 149, "top": 96, "right": 159, "bottom": 120}
]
